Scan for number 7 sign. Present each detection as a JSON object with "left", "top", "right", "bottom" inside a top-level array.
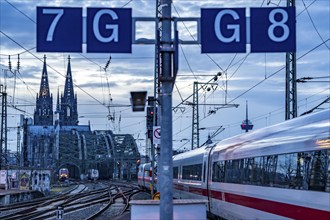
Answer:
[{"left": 37, "top": 7, "right": 82, "bottom": 52}]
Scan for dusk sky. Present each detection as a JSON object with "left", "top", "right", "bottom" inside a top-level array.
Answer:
[{"left": 1, "top": 0, "right": 329, "bottom": 155}]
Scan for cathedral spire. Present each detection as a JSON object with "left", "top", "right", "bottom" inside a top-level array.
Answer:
[
  {"left": 34, "top": 54, "right": 53, "bottom": 125},
  {"left": 39, "top": 55, "right": 50, "bottom": 97},
  {"left": 64, "top": 55, "right": 74, "bottom": 99},
  {"left": 59, "top": 55, "right": 78, "bottom": 126}
]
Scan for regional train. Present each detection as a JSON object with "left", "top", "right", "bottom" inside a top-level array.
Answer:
[
  {"left": 138, "top": 109, "right": 330, "bottom": 219},
  {"left": 59, "top": 168, "right": 69, "bottom": 181}
]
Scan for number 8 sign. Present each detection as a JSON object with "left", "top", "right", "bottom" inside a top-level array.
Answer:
[
  {"left": 250, "top": 7, "right": 296, "bottom": 52},
  {"left": 201, "top": 7, "right": 296, "bottom": 53}
]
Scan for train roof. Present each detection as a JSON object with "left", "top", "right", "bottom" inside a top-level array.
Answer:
[
  {"left": 211, "top": 109, "right": 330, "bottom": 160},
  {"left": 173, "top": 144, "right": 212, "bottom": 163}
]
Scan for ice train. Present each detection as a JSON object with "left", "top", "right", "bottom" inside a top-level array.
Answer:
[{"left": 138, "top": 109, "right": 330, "bottom": 219}]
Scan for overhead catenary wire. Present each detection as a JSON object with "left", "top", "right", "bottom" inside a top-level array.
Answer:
[
  {"left": 0, "top": 30, "right": 107, "bottom": 108},
  {"left": 1, "top": 0, "right": 328, "bottom": 151},
  {"left": 228, "top": 38, "right": 330, "bottom": 105},
  {"left": 1, "top": 0, "right": 134, "bottom": 111},
  {"left": 302, "top": 0, "right": 330, "bottom": 50},
  {"left": 173, "top": 38, "right": 330, "bottom": 139}
]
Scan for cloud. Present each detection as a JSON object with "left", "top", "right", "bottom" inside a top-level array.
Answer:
[{"left": 1, "top": 0, "right": 329, "bottom": 153}]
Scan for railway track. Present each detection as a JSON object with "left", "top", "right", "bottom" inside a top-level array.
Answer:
[{"left": 0, "top": 181, "right": 148, "bottom": 220}]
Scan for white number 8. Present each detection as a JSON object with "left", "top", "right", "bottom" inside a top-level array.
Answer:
[{"left": 268, "top": 9, "right": 289, "bottom": 42}]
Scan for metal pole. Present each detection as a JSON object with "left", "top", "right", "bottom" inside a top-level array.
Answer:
[
  {"left": 191, "top": 82, "right": 199, "bottom": 150},
  {"left": 0, "top": 85, "right": 7, "bottom": 171},
  {"left": 285, "top": 0, "right": 297, "bottom": 120},
  {"left": 160, "top": 0, "right": 173, "bottom": 219},
  {"left": 150, "top": 0, "right": 162, "bottom": 198}
]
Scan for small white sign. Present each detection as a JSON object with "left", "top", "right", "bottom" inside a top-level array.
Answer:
[{"left": 153, "top": 126, "right": 161, "bottom": 145}]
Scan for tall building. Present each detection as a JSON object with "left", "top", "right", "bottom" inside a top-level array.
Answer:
[
  {"left": 58, "top": 56, "right": 78, "bottom": 126},
  {"left": 34, "top": 55, "right": 53, "bottom": 125}
]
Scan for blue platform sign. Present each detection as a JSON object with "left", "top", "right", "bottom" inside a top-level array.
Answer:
[
  {"left": 201, "top": 7, "right": 296, "bottom": 53},
  {"left": 87, "top": 8, "right": 132, "bottom": 53},
  {"left": 37, "top": 7, "right": 82, "bottom": 52},
  {"left": 250, "top": 7, "right": 296, "bottom": 52},
  {"left": 201, "top": 8, "right": 246, "bottom": 53}
]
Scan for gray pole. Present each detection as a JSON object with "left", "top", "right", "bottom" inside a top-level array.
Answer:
[
  {"left": 159, "top": 0, "right": 173, "bottom": 219},
  {"left": 285, "top": 0, "right": 297, "bottom": 120}
]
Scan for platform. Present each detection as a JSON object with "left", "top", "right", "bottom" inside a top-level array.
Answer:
[
  {"left": 130, "top": 199, "right": 208, "bottom": 220},
  {"left": 0, "top": 189, "right": 44, "bottom": 205}
]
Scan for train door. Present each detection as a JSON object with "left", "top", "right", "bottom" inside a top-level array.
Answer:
[
  {"left": 206, "top": 146, "right": 216, "bottom": 214},
  {"left": 203, "top": 150, "right": 212, "bottom": 213},
  {"left": 202, "top": 155, "right": 208, "bottom": 186}
]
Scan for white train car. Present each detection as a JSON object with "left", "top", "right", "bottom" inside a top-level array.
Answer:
[
  {"left": 138, "top": 162, "right": 158, "bottom": 191},
  {"left": 172, "top": 109, "right": 330, "bottom": 219},
  {"left": 172, "top": 146, "right": 211, "bottom": 200},
  {"left": 138, "top": 163, "right": 151, "bottom": 190}
]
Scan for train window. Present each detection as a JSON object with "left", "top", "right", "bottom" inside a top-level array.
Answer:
[
  {"left": 173, "top": 166, "right": 179, "bottom": 179},
  {"left": 144, "top": 170, "right": 149, "bottom": 177},
  {"left": 212, "top": 149, "right": 329, "bottom": 192},
  {"left": 308, "top": 150, "right": 329, "bottom": 191},
  {"left": 225, "top": 159, "right": 244, "bottom": 183},
  {"left": 274, "top": 153, "right": 297, "bottom": 188},
  {"left": 182, "top": 164, "right": 202, "bottom": 181},
  {"left": 212, "top": 161, "right": 225, "bottom": 182}
]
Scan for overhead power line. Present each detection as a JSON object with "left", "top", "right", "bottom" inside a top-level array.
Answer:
[{"left": 0, "top": 30, "right": 107, "bottom": 108}]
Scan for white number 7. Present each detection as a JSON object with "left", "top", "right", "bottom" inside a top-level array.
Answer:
[{"left": 43, "top": 9, "right": 64, "bottom": 42}]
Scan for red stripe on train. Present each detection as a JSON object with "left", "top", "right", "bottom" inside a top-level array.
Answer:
[{"left": 173, "top": 184, "right": 330, "bottom": 220}]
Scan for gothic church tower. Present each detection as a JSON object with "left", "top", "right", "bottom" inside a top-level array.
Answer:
[
  {"left": 34, "top": 55, "right": 53, "bottom": 125},
  {"left": 58, "top": 56, "right": 78, "bottom": 126}
]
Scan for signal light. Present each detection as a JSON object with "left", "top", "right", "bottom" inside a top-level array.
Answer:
[
  {"left": 130, "top": 91, "right": 147, "bottom": 112},
  {"left": 146, "top": 106, "right": 158, "bottom": 135},
  {"left": 146, "top": 107, "right": 154, "bottom": 130}
]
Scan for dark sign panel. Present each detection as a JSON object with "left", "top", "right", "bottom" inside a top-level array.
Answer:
[
  {"left": 86, "top": 8, "right": 132, "bottom": 53},
  {"left": 201, "top": 7, "right": 296, "bottom": 53},
  {"left": 250, "top": 7, "right": 296, "bottom": 52},
  {"left": 201, "top": 8, "right": 246, "bottom": 53},
  {"left": 37, "top": 7, "right": 82, "bottom": 52},
  {"left": 37, "top": 7, "right": 132, "bottom": 53}
]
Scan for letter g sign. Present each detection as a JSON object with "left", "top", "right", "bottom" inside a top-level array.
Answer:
[
  {"left": 87, "top": 8, "right": 132, "bottom": 53},
  {"left": 201, "top": 8, "right": 246, "bottom": 53},
  {"left": 214, "top": 9, "right": 240, "bottom": 43},
  {"left": 93, "top": 9, "right": 119, "bottom": 43}
]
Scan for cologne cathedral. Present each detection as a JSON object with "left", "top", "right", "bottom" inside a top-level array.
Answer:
[{"left": 22, "top": 55, "right": 140, "bottom": 181}]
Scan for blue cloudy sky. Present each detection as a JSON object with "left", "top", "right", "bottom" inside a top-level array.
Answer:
[{"left": 0, "top": 0, "right": 329, "bottom": 154}]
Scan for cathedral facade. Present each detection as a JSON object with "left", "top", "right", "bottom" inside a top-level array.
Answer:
[
  {"left": 23, "top": 56, "right": 140, "bottom": 181},
  {"left": 34, "top": 55, "right": 78, "bottom": 127}
]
